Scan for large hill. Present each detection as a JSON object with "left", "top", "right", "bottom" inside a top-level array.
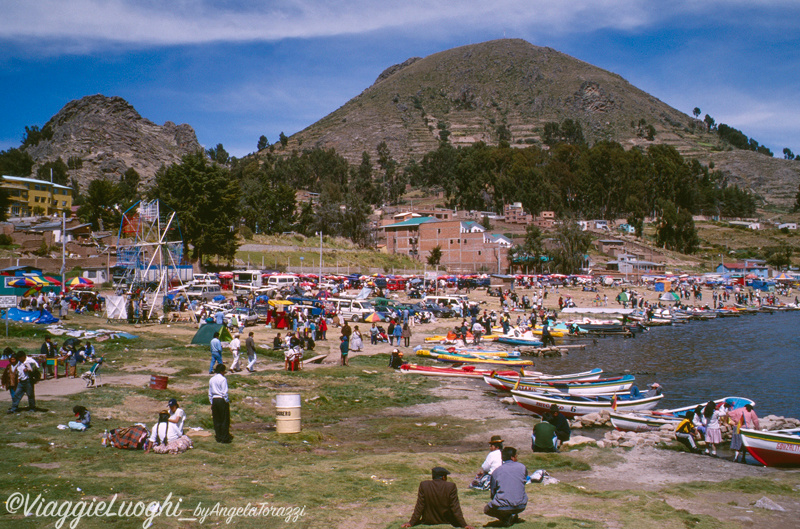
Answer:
[
  {"left": 281, "top": 38, "right": 799, "bottom": 208},
  {"left": 23, "top": 94, "right": 201, "bottom": 190}
]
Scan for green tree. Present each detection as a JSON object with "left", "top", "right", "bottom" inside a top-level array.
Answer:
[
  {"left": 239, "top": 160, "right": 297, "bottom": 235},
  {"left": 655, "top": 200, "right": 698, "bottom": 254},
  {"left": 549, "top": 219, "right": 592, "bottom": 274},
  {"left": 0, "top": 148, "right": 34, "bottom": 176},
  {"left": 78, "top": 179, "right": 122, "bottom": 230},
  {"left": 21, "top": 124, "right": 53, "bottom": 149},
  {"left": 117, "top": 168, "right": 140, "bottom": 204},
  {"left": 764, "top": 244, "right": 793, "bottom": 269},
  {"left": 279, "top": 132, "right": 288, "bottom": 147},
  {"left": 0, "top": 188, "right": 10, "bottom": 222},
  {"left": 36, "top": 158, "right": 69, "bottom": 186},
  {"left": 149, "top": 152, "right": 240, "bottom": 266},
  {"left": 257, "top": 135, "right": 269, "bottom": 151},
  {"left": 427, "top": 245, "right": 442, "bottom": 267},
  {"left": 206, "top": 144, "right": 230, "bottom": 165},
  {"left": 784, "top": 147, "right": 795, "bottom": 160},
  {"left": 693, "top": 107, "right": 701, "bottom": 118},
  {"left": 704, "top": 114, "right": 716, "bottom": 131}
]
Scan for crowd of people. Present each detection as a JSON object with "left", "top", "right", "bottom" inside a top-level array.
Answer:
[{"left": 675, "top": 400, "right": 760, "bottom": 462}]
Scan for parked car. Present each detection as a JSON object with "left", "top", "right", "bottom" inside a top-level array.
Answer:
[{"left": 224, "top": 307, "right": 259, "bottom": 327}]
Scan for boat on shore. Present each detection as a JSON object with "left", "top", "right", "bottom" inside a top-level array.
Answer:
[
  {"left": 609, "top": 396, "right": 756, "bottom": 432},
  {"left": 512, "top": 389, "right": 664, "bottom": 418},
  {"left": 485, "top": 374, "right": 635, "bottom": 395},
  {"left": 741, "top": 427, "right": 800, "bottom": 467},
  {"left": 399, "top": 364, "right": 520, "bottom": 379}
]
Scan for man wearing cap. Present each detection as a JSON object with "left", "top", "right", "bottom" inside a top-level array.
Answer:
[
  {"left": 402, "top": 467, "right": 474, "bottom": 529},
  {"left": 167, "top": 398, "right": 186, "bottom": 436},
  {"left": 485, "top": 447, "right": 528, "bottom": 527}
]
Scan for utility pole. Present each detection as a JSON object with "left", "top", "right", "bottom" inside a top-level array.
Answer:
[
  {"left": 61, "top": 212, "right": 66, "bottom": 296},
  {"left": 318, "top": 231, "right": 323, "bottom": 280}
]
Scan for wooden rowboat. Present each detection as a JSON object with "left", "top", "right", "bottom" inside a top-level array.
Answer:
[
  {"left": 741, "top": 428, "right": 800, "bottom": 467},
  {"left": 399, "top": 364, "right": 520, "bottom": 379},
  {"left": 609, "top": 396, "right": 756, "bottom": 432},
  {"left": 485, "top": 374, "right": 635, "bottom": 396},
  {"left": 512, "top": 389, "right": 663, "bottom": 418}
]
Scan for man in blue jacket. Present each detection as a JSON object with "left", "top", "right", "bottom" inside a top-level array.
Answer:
[{"left": 484, "top": 447, "right": 528, "bottom": 526}]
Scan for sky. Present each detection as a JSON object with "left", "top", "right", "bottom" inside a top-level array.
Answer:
[{"left": 1, "top": 1, "right": 799, "bottom": 158}]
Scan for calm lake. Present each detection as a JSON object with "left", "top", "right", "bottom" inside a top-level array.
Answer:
[{"left": 532, "top": 311, "right": 800, "bottom": 420}]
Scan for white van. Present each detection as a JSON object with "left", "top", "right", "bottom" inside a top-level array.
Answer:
[
  {"left": 186, "top": 284, "right": 222, "bottom": 301},
  {"left": 423, "top": 295, "right": 467, "bottom": 316},
  {"left": 329, "top": 297, "right": 376, "bottom": 322},
  {"left": 266, "top": 274, "right": 299, "bottom": 289}
]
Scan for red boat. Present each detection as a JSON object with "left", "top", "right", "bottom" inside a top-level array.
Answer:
[
  {"left": 399, "top": 364, "right": 520, "bottom": 379},
  {"left": 741, "top": 428, "right": 800, "bottom": 467}
]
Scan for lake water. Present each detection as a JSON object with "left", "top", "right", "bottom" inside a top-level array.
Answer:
[{"left": 532, "top": 311, "right": 800, "bottom": 420}]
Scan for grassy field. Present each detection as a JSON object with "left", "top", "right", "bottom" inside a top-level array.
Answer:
[{"left": 2, "top": 314, "right": 799, "bottom": 528}]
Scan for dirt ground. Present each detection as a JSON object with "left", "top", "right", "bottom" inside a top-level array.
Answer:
[{"left": 7, "top": 283, "right": 799, "bottom": 528}]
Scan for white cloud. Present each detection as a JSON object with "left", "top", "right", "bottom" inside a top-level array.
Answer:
[{"left": 0, "top": 1, "right": 697, "bottom": 51}]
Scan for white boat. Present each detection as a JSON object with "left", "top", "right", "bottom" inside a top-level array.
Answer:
[
  {"left": 512, "top": 389, "right": 663, "bottom": 418},
  {"left": 609, "top": 396, "right": 755, "bottom": 432},
  {"left": 741, "top": 427, "right": 800, "bottom": 467}
]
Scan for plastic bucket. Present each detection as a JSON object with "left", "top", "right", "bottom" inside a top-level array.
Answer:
[
  {"left": 275, "top": 393, "right": 301, "bottom": 433},
  {"left": 149, "top": 375, "right": 169, "bottom": 390}
]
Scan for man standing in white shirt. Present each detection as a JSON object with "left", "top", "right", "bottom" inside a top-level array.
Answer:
[
  {"left": 229, "top": 334, "right": 242, "bottom": 372},
  {"left": 8, "top": 351, "right": 39, "bottom": 413},
  {"left": 208, "top": 364, "right": 232, "bottom": 443}
]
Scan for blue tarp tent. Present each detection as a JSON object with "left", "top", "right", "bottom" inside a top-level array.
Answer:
[{"left": 5, "top": 307, "right": 59, "bottom": 324}]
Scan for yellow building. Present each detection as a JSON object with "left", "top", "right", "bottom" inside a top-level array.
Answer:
[{"left": 1, "top": 175, "right": 73, "bottom": 217}]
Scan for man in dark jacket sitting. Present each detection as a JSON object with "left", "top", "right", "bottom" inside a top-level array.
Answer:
[{"left": 402, "top": 467, "right": 474, "bottom": 529}]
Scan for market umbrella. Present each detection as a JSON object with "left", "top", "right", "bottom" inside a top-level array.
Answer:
[
  {"left": 618, "top": 291, "right": 630, "bottom": 302},
  {"left": 8, "top": 277, "right": 47, "bottom": 288},
  {"left": 67, "top": 277, "right": 94, "bottom": 288},
  {"left": 364, "top": 312, "right": 383, "bottom": 323}
]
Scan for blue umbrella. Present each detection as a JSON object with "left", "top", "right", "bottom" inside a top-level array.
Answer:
[
  {"left": 255, "top": 295, "right": 269, "bottom": 302},
  {"left": 212, "top": 294, "right": 225, "bottom": 302}
]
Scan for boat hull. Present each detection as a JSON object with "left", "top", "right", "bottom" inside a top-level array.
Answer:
[
  {"left": 485, "top": 374, "right": 634, "bottom": 395},
  {"left": 400, "top": 364, "right": 519, "bottom": 379},
  {"left": 741, "top": 428, "right": 800, "bottom": 467},
  {"left": 512, "top": 390, "right": 663, "bottom": 418}
]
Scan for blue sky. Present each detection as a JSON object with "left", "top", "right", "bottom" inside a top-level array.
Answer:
[{"left": 1, "top": 1, "right": 798, "bottom": 158}]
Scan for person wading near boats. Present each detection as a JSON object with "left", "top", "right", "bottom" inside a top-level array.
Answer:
[
  {"left": 484, "top": 447, "right": 528, "bottom": 527},
  {"left": 727, "top": 402, "right": 759, "bottom": 463},
  {"left": 541, "top": 319, "right": 555, "bottom": 348},
  {"left": 401, "top": 466, "right": 474, "bottom": 529},
  {"left": 471, "top": 435, "right": 504, "bottom": 490}
]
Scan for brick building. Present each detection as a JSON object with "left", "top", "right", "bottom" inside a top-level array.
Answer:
[
  {"left": 383, "top": 217, "right": 510, "bottom": 272},
  {"left": 504, "top": 202, "right": 532, "bottom": 225}
]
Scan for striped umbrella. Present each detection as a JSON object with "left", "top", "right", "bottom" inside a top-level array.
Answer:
[
  {"left": 67, "top": 277, "right": 94, "bottom": 288},
  {"left": 8, "top": 277, "right": 47, "bottom": 288}
]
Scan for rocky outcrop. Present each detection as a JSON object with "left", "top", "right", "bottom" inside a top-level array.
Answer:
[{"left": 24, "top": 95, "right": 202, "bottom": 191}]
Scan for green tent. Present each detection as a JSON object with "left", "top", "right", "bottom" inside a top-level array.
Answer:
[{"left": 191, "top": 324, "right": 233, "bottom": 345}]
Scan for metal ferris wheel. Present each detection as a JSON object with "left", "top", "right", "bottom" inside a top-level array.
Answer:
[{"left": 116, "top": 200, "right": 188, "bottom": 319}]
